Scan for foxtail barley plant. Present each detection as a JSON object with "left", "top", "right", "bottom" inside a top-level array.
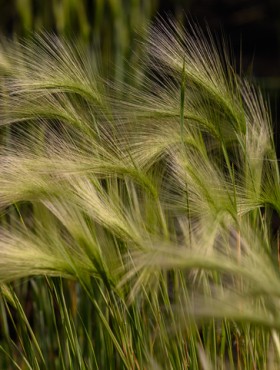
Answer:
[{"left": 0, "top": 19, "right": 280, "bottom": 369}]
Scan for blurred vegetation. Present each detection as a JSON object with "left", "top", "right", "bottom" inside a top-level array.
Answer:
[
  {"left": 0, "top": 1, "right": 279, "bottom": 80},
  {"left": 0, "top": 0, "right": 160, "bottom": 82},
  {"left": 0, "top": 1, "right": 279, "bottom": 92}
]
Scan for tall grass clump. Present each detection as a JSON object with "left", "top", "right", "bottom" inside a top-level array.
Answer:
[{"left": 0, "top": 19, "right": 280, "bottom": 369}]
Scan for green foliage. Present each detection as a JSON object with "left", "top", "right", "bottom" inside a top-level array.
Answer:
[
  {"left": 0, "top": 18, "right": 280, "bottom": 369},
  {"left": 1, "top": 0, "right": 157, "bottom": 84}
]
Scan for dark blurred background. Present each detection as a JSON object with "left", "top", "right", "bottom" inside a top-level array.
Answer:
[{"left": 0, "top": 0, "right": 279, "bottom": 150}]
